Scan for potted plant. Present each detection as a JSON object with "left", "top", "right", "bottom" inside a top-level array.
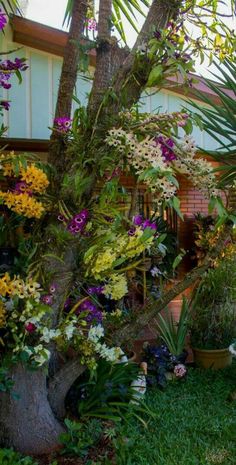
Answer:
[
  {"left": 142, "top": 298, "right": 189, "bottom": 387},
  {"left": 156, "top": 296, "right": 189, "bottom": 361},
  {"left": 188, "top": 258, "right": 236, "bottom": 369}
]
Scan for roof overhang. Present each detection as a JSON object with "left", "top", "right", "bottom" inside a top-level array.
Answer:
[
  {"left": 10, "top": 15, "right": 234, "bottom": 105},
  {"left": 11, "top": 15, "right": 96, "bottom": 65}
]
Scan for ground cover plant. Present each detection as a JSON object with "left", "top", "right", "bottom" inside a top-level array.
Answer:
[{"left": 0, "top": 0, "right": 236, "bottom": 458}]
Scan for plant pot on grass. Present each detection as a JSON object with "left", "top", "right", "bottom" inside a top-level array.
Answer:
[
  {"left": 188, "top": 258, "right": 236, "bottom": 370},
  {"left": 192, "top": 347, "right": 232, "bottom": 370}
]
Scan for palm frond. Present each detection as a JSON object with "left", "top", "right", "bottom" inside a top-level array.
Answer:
[
  {"left": 187, "top": 59, "right": 236, "bottom": 188},
  {"left": 0, "top": 0, "right": 22, "bottom": 15},
  {"left": 63, "top": 0, "right": 149, "bottom": 42}
]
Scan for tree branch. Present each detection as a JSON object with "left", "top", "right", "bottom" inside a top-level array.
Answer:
[{"left": 110, "top": 0, "right": 181, "bottom": 111}]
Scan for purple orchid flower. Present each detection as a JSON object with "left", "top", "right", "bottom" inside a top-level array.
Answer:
[
  {"left": 0, "top": 10, "right": 7, "bottom": 30},
  {"left": 133, "top": 214, "right": 143, "bottom": 226},
  {"left": 14, "top": 182, "right": 33, "bottom": 196},
  {"left": 142, "top": 220, "right": 157, "bottom": 230},
  {"left": 67, "top": 209, "right": 89, "bottom": 235},
  {"left": 87, "top": 286, "right": 104, "bottom": 295},
  {"left": 155, "top": 135, "right": 177, "bottom": 162},
  {"left": 76, "top": 298, "right": 103, "bottom": 323},
  {"left": 0, "top": 100, "right": 10, "bottom": 111},
  {"left": 53, "top": 117, "right": 72, "bottom": 133},
  {"left": 41, "top": 295, "right": 53, "bottom": 306}
]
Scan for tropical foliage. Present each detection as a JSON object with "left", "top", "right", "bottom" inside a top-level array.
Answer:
[
  {"left": 189, "top": 59, "right": 236, "bottom": 189},
  {"left": 0, "top": 0, "right": 236, "bottom": 456},
  {"left": 155, "top": 297, "right": 189, "bottom": 356}
]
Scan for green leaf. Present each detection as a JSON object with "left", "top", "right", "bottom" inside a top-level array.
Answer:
[
  {"left": 169, "top": 196, "right": 184, "bottom": 220},
  {"left": 172, "top": 250, "right": 185, "bottom": 270},
  {"left": 147, "top": 65, "right": 163, "bottom": 87}
]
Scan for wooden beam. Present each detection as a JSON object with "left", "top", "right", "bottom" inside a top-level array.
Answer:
[
  {"left": 0, "top": 138, "right": 49, "bottom": 152},
  {"left": 10, "top": 15, "right": 96, "bottom": 66}
]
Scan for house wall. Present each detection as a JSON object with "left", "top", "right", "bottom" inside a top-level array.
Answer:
[{"left": 0, "top": 26, "right": 221, "bottom": 151}]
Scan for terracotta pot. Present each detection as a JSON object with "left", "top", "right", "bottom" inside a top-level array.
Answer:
[
  {"left": 128, "top": 351, "right": 137, "bottom": 363},
  {"left": 193, "top": 347, "right": 232, "bottom": 370}
]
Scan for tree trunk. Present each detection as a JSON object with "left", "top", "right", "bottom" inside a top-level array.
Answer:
[
  {"left": 48, "top": 358, "right": 86, "bottom": 420},
  {"left": 109, "top": 0, "right": 181, "bottom": 113},
  {"left": 48, "top": 0, "right": 88, "bottom": 179},
  {"left": 0, "top": 364, "right": 64, "bottom": 455}
]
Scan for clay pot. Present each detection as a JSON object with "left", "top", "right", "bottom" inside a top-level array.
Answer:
[{"left": 193, "top": 347, "right": 232, "bottom": 370}]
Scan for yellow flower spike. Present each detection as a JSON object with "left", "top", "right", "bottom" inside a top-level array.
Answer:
[
  {"left": 0, "top": 273, "right": 11, "bottom": 297},
  {"left": 0, "top": 192, "right": 45, "bottom": 218},
  {"left": 20, "top": 165, "right": 49, "bottom": 194},
  {"left": 0, "top": 301, "right": 6, "bottom": 327},
  {"left": 2, "top": 163, "right": 14, "bottom": 177},
  {"left": 103, "top": 274, "right": 128, "bottom": 300}
]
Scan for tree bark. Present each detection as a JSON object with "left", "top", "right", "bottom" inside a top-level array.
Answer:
[
  {"left": 48, "top": 0, "right": 88, "bottom": 177},
  {"left": 110, "top": 0, "right": 182, "bottom": 112},
  {"left": 0, "top": 364, "right": 64, "bottom": 455},
  {"left": 89, "top": 0, "right": 113, "bottom": 114},
  {"left": 48, "top": 358, "right": 86, "bottom": 420},
  {"left": 88, "top": 0, "right": 129, "bottom": 121}
]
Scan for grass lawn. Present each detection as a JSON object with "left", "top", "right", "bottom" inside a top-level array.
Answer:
[{"left": 120, "top": 365, "right": 236, "bottom": 465}]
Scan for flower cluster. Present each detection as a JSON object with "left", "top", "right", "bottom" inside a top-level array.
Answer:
[
  {"left": 67, "top": 209, "right": 89, "bottom": 235},
  {"left": 87, "top": 18, "right": 97, "bottom": 31},
  {"left": 0, "top": 153, "right": 49, "bottom": 218},
  {"left": 0, "top": 273, "right": 41, "bottom": 300},
  {"left": 155, "top": 135, "right": 176, "bottom": 162},
  {"left": 53, "top": 117, "right": 72, "bottom": 133},
  {"left": 76, "top": 298, "right": 103, "bottom": 324},
  {"left": 173, "top": 364, "right": 187, "bottom": 378},
  {"left": 103, "top": 273, "right": 128, "bottom": 300},
  {"left": 119, "top": 110, "right": 189, "bottom": 131},
  {"left": 0, "top": 58, "right": 28, "bottom": 90},
  {"left": 106, "top": 117, "right": 217, "bottom": 202},
  {"left": 40, "top": 282, "right": 58, "bottom": 307},
  {"left": 106, "top": 128, "right": 176, "bottom": 201},
  {"left": 20, "top": 165, "right": 49, "bottom": 193},
  {"left": 84, "top": 227, "right": 154, "bottom": 281},
  {"left": 88, "top": 324, "right": 123, "bottom": 362},
  {"left": 0, "top": 9, "right": 7, "bottom": 30},
  {"left": 132, "top": 214, "right": 157, "bottom": 231},
  {"left": 174, "top": 136, "right": 218, "bottom": 197},
  {"left": 0, "top": 191, "right": 45, "bottom": 218},
  {"left": 143, "top": 343, "right": 187, "bottom": 388},
  {"left": 86, "top": 248, "right": 117, "bottom": 278}
]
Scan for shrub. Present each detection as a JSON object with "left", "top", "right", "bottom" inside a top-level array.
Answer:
[{"left": 0, "top": 448, "right": 38, "bottom": 465}]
